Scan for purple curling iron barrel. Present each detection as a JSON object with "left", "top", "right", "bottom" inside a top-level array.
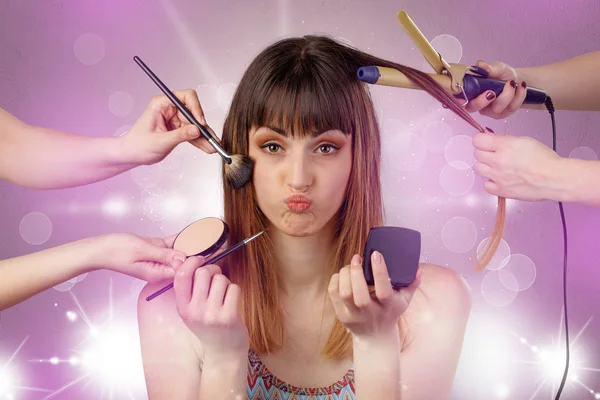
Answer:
[{"left": 357, "top": 65, "right": 547, "bottom": 105}]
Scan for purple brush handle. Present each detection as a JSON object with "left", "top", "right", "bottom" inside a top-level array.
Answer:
[{"left": 462, "top": 75, "right": 546, "bottom": 104}]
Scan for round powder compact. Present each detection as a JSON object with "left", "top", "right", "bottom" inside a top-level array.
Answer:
[{"left": 172, "top": 217, "right": 229, "bottom": 257}]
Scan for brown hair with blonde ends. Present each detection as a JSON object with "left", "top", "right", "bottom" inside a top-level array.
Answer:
[{"left": 221, "top": 35, "right": 503, "bottom": 360}]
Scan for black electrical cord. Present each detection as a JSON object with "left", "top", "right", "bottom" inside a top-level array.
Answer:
[{"left": 545, "top": 97, "right": 570, "bottom": 400}]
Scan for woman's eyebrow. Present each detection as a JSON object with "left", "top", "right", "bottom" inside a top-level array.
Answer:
[{"left": 263, "top": 126, "right": 339, "bottom": 138}]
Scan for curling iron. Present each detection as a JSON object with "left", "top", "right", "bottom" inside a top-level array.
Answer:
[{"left": 357, "top": 11, "right": 547, "bottom": 106}]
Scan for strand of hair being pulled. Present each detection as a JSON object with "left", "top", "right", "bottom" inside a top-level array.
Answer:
[{"left": 379, "top": 62, "right": 506, "bottom": 271}]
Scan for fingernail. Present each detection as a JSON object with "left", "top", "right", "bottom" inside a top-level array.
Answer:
[
  {"left": 195, "top": 256, "right": 206, "bottom": 265},
  {"left": 372, "top": 251, "right": 382, "bottom": 264},
  {"left": 351, "top": 254, "right": 361, "bottom": 265},
  {"left": 173, "top": 253, "right": 186, "bottom": 264},
  {"left": 188, "top": 126, "right": 200, "bottom": 138},
  {"left": 521, "top": 81, "right": 527, "bottom": 89},
  {"left": 485, "top": 91, "right": 496, "bottom": 101},
  {"left": 510, "top": 80, "right": 517, "bottom": 89},
  {"left": 485, "top": 126, "right": 495, "bottom": 133}
]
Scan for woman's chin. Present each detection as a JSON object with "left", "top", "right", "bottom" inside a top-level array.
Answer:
[{"left": 278, "top": 212, "right": 320, "bottom": 236}]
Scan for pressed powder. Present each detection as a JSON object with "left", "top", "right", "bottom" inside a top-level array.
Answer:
[{"left": 172, "top": 217, "right": 229, "bottom": 257}]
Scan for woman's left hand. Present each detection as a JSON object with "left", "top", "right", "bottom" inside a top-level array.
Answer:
[{"left": 328, "top": 251, "right": 422, "bottom": 339}]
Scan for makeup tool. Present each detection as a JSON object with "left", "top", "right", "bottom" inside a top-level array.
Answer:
[
  {"left": 362, "top": 226, "right": 421, "bottom": 290},
  {"left": 146, "top": 217, "right": 263, "bottom": 301},
  {"left": 133, "top": 56, "right": 254, "bottom": 189},
  {"left": 357, "top": 11, "right": 547, "bottom": 106}
]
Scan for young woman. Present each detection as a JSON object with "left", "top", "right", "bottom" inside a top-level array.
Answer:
[{"left": 138, "top": 35, "right": 477, "bottom": 400}]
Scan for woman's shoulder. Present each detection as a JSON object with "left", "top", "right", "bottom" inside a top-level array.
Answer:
[
  {"left": 407, "top": 263, "right": 472, "bottom": 322},
  {"left": 399, "top": 263, "right": 472, "bottom": 350},
  {"left": 418, "top": 263, "right": 471, "bottom": 299},
  {"left": 138, "top": 282, "right": 177, "bottom": 314},
  {"left": 137, "top": 282, "right": 204, "bottom": 361}
]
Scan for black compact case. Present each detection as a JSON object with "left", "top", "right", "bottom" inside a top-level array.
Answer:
[{"left": 362, "top": 226, "right": 421, "bottom": 289}]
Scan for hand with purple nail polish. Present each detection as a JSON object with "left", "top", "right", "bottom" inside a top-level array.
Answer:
[{"left": 464, "top": 60, "right": 527, "bottom": 119}]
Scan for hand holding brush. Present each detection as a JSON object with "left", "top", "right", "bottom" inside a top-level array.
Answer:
[{"left": 134, "top": 56, "right": 254, "bottom": 189}]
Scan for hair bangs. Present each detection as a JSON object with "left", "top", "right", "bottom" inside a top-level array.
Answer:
[{"left": 246, "top": 58, "right": 356, "bottom": 138}]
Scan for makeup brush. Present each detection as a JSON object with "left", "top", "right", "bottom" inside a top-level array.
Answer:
[
  {"left": 133, "top": 56, "right": 253, "bottom": 189},
  {"left": 146, "top": 230, "right": 265, "bottom": 301}
]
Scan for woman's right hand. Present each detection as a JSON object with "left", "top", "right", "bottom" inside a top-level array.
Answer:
[
  {"left": 466, "top": 60, "right": 528, "bottom": 119},
  {"left": 173, "top": 256, "right": 249, "bottom": 360}
]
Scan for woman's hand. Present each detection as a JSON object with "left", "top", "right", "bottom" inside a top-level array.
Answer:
[
  {"left": 328, "top": 251, "right": 421, "bottom": 339},
  {"left": 465, "top": 60, "right": 527, "bottom": 119},
  {"left": 173, "top": 257, "right": 249, "bottom": 361},
  {"left": 91, "top": 233, "right": 186, "bottom": 282},
  {"left": 472, "top": 131, "right": 563, "bottom": 201}
]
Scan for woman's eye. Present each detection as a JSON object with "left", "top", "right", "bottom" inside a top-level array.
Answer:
[
  {"left": 261, "top": 143, "right": 282, "bottom": 153},
  {"left": 316, "top": 144, "right": 338, "bottom": 154}
]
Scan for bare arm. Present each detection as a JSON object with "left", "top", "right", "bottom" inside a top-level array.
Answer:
[
  {"left": 346, "top": 263, "right": 470, "bottom": 399},
  {"left": 0, "top": 107, "right": 134, "bottom": 189},
  {"left": 138, "top": 280, "right": 247, "bottom": 400},
  {"left": 0, "top": 233, "right": 182, "bottom": 311},
  {"left": 397, "top": 264, "right": 472, "bottom": 399},
  {"left": 0, "top": 90, "right": 216, "bottom": 189},
  {"left": 352, "top": 325, "right": 403, "bottom": 399},
  {"left": 472, "top": 132, "right": 600, "bottom": 207},
  {"left": 138, "top": 283, "right": 203, "bottom": 400},
  {"left": 551, "top": 157, "right": 600, "bottom": 206},
  {"left": 467, "top": 51, "right": 600, "bottom": 117},
  {"left": 517, "top": 51, "right": 600, "bottom": 111},
  {"left": 0, "top": 238, "right": 96, "bottom": 310}
]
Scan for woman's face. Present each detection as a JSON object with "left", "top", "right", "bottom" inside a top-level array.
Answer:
[{"left": 249, "top": 124, "right": 352, "bottom": 237}]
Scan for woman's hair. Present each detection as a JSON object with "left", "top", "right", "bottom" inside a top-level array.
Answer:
[{"left": 221, "top": 35, "right": 504, "bottom": 358}]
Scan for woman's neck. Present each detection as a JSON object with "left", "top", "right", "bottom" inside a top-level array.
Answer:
[{"left": 270, "top": 221, "right": 336, "bottom": 299}]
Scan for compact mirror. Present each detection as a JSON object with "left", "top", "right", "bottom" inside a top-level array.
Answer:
[{"left": 172, "top": 217, "right": 229, "bottom": 257}]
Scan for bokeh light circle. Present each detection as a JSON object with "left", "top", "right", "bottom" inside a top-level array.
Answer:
[
  {"left": 20, "top": 212, "right": 53, "bottom": 245},
  {"left": 441, "top": 216, "right": 478, "bottom": 253},
  {"left": 481, "top": 270, "right": 519, "bottom": 307},
  {"left": 439, "top": 162, "right": 475, "bottom": 196},
  {"left": 217, "top": 83, "right": 237, "bottom": 111},
  {"left": 477, "top": 237, "right": 511, "bottom": 271},
  {"left": 108, "top": 91, "right": 134, "bottom": 117},
  {"left": 53, "top": 281, "right": 76, "bottom": 292},
  {"left": 74, "top": 33, "right": 105, "bottom": 65},
  {"left": 196, "top": 84, "right": 219, "bottom": 112},
  {"left": 499, "top": 254, "right": 537, "bottom": 292},
  {"left": 422, "top": 120, "right": 454, "bottom": 153},
  {"left": 431, "top": 34, "right": 463, "bottom": 63},
  {"left": 68, "top": 273, "right": 88, "bottom": 284},
  {"left": 445, "top": 135, "right": 475, "bottom": 170},
  {"left": 568, "top": 146, "right": 597, "bottom": 160}
]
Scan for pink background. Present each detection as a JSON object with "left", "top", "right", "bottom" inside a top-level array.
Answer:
[{"left": 1, "top": 0, "right": 599, "bottom": 398}]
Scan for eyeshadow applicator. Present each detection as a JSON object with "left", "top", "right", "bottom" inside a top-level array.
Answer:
[{"left": 145, "top": 217, "right": 263, "bottom": 301}]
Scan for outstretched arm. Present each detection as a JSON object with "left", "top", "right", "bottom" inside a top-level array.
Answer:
[
  {"left": 0, "top": 233, "right": 184, "bottom": 310},
  {"left": 0, "top": 89, "right": 217, "bottom": 189}
]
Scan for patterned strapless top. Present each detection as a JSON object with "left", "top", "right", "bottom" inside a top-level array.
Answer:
[{"left": 246, "top": 350, "right": 355, "bottom": 400}]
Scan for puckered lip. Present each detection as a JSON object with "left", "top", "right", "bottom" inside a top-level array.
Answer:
[{"left": 284, "top": 194, "right": 313, "bottom": 205}]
